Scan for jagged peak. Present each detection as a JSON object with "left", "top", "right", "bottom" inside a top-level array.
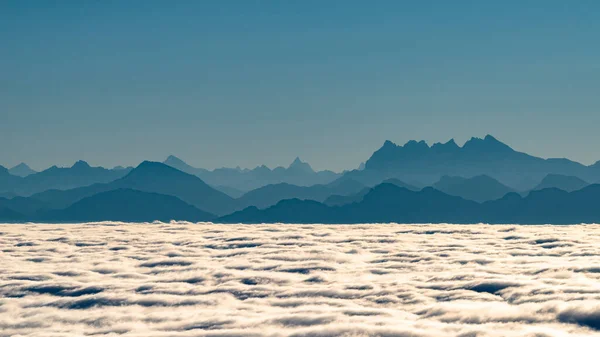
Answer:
[
  {"left": 431, "top": 138, "right": 459, "bottom": 150},
  {"left": 255, "top": 164, "right": 270, "bottom": 170},
  {"left": 446, "top": 138, "right": 458, "bottom": 146},
  {"left": 403, "top": 140, "right": 429, "bottom": 149},
  {"left": 288, "top": 157, "right": 313, "bottom": 172},
  {"left": 166, "top": 154, "right": 181, "bottom": 161},
  {"left": 71, "top": 160, "right": 91, "bottom": 169},
  {"left": 164, "top": 155, "right": 187, "bottom": 165},
  {"left": 382, "top": 140, "right": 397, "bottom": 148},
  {"left": 462, "top": 134, "right": 513, "bottom": 151}
]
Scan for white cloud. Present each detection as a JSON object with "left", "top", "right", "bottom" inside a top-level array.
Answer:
[{"left": 0, "top": 222, "right": 599, "bottom": 336}]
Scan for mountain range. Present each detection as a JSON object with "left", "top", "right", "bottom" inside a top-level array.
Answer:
[
  {"left": 1, "top": 135, "right": 600, "bottom": 224},
  {"left": 0, "top": 161, "right": 131, "bottom": 196},
  {"left": 164, "top": 155, "right": 340, "bottom": 192},
  {"left": 347, "top": 135, "right": 600, "bottom": 190},
  {"left": 220, "top": 183, "right": 600, "bottom": 224}
]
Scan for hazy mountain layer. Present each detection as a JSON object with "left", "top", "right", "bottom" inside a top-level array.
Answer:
[{"left": 164, "top": 155, "right": 341, "bottom": 192}]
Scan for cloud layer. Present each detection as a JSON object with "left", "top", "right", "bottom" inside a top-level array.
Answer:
[{"left": 1, "top": 222, "right": 600, "bottom": 336}]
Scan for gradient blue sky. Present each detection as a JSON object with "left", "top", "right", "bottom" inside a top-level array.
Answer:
[{"left": 2, "top": 1, "right": 600, "bottom": 171}]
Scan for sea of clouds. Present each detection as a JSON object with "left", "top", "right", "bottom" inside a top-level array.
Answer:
[{"left": 1, "top": 222, "right": 599, "bottom": 337}]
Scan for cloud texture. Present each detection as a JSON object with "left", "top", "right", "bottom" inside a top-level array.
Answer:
[{"left": 1, "top": 222, "right": 600, "bottom": 336}]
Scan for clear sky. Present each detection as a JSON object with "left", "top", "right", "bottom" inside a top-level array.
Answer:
[{"left": 2, "top": 1, "right": 600, "bottom": 171}]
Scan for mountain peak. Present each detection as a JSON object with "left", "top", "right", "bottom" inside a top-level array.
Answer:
[
  {"left": 463, "top": 135, "right": 513, "bottom": 152},
  {"left": 404, "top": 140, "right": 429, "bottom": 147},
  {"left": 71, "top": 160, "right": 91, "bottom": 169},
  {"left": 484, "top": 134, "right": 498, "bottom": 141},
  {"left": 136, "top": 160, "right": 168, "bottom": 170},
  {"left": 288, "top": 157, "right": 314, "bottom": 173},
  {"left": 431, "top": 138, "right": 459, "bottom": 151},
  {"left": 382, "top": 140, "right": 396, "bottom": 148},
  {"left": 11, "top": 163, "right": 31, "bottom": 170},
  {"left": 8, "top": 162, "right": 36, "bottom": 177},
  {"left": 164, "top": 155, "right": 188, "bottom": 166}
]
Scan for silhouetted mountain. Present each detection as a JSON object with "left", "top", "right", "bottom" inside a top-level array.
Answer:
[
  {"left": 381, "top": 178, "right": 420, "bottom": 191},
  {"left": 323, "top": 188, "right": 371, "bottom": 207},
  {"left": 0, "top": 196, "right": 48, "bottom": 217},
  {"left": 163, "top": 156, "right": 341, "bottom": 192},
  {"left": 0, "top": 166, "right": 22, "bottom": 194},
  {"left": 347, "top": 135, "right": 597, "bottom": 190},
  {"left": 322, "top": 178, "right": 418, "bottom": 207},
  {"left": 433, "top": 175, "right": 514, "bottom": 202},
  {"left": 532, "top": 174, "right": 589, "bottom": 192},
  {"left": 213, "top": 185, "right": 245, "bottom": 198},
  {"left": 0, "top": 207, "right": 24, "bottom": 222},
  {"left": 218, "top": 183, "right": 600, "bottom": 224},
  {"left": 7, "top": 161, "right": 130, "bottom": 196},
  {"left": 40, "top": 189, "right": 214, "bottom": 222},
  {"left": 8, "top": 163, "right": 36, "bottom": 177},
  {"left": 480, "top": 185, "right": 600, "bottom": 224},
  {"left": 31, "top": 161, "right": 237, "bottom": 216},
  {"left": 288, "top": 157, "right": 313, "bottom": 174},
  {"left": 163, "top": 155, "right": 209, "bottom": 177},
  {"left": 220, "top": 184, "right": 479, "bottom": 224},
  {"left": 112, "top": 166, "right": 134, "bottom": 173},
  {"left": 0, "top": 191, "right": 17, "bottom": 199},
  {"left": 236, "top": 178, "right": 365, "bottom": 210}
]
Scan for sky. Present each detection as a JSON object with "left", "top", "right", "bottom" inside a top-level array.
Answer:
[{"left": 2, "top": 1, "right": 600, "bottom": 172}]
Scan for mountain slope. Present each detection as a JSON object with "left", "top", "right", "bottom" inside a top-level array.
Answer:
[
  {"left": 31, "top": 161, "right": 237, "bottom": 216},
  {"left": 0, "top": 166, "right": 22, "bottom": 194},
  {"left": 163, "top": 156, "right": 341, "bottom": 192},
  {"left": 351, "top": 135, "right": 595, "bottom": 190},
  {"left": 13, "top": 161, "right": 129, "bottom": 196},
  {"left": 322, "top": 178, "right": 417, "bottom": 207},
  {"left": 433, "top": 175, "right": 514, "bottom": 202},
  {"left": 0, "top": 196, "right": 48, "bottom": 216},
  {"left": 0, "top": 207, "right": 25, "bottom": 222},
  {"left": 8, "top": 163, "right": 36, "bottom": 177},
  {"left": 163, "top": 155, "right": 209, "bottom": 177},
  {"left": 219, "top": 183, "right": 600, "bottom": 224},
  {"left": 40, "top": 189, "right": 214, "bottom": 222},
  {"left": 532, "top": 174, "right": 589, "bottom": 192},
  {"left": 236, "top": 178, "right": 365, "bottom": 210},
  {"left": 220, "top": 184, "right": 479, "bottom": 224}
]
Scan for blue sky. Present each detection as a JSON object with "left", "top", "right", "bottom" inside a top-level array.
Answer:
[{"left": 2, "top": 1, "right": 599, "bottom": 171}]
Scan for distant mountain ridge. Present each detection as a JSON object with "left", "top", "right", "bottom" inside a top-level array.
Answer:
[
  {"left": 219, "top": 183, "right": 600, "bottom": 224},
  {"left": 30, "top": 161, "right": 237, "bottom": 216},
  {"left": 433, "top": 175, "right": 515, "bottom": 203},
  {"left": 8, "top": 163, "right": 36, "bottom": 177},
  {"left": 343, "top": 135, "right": 599, "bottom": 190},
  {"left": 0, "top": 161, "right": 131, "bottom": 196},
  {"left": 40, "top": 189, "right": 214, "bottom": 222},
  {"left": 2, "top": 134, "right": 600, "bottom": 224},
  {"left": 163, "top": 155, "right": 341, "bottom": 192},
  {"left": 532, "top": 174, "right": 589, "bottom": 192}
]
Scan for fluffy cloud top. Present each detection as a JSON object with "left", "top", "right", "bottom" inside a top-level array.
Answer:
[{"left": 1, "top": 222, "right": 599, "bottom": 336}]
